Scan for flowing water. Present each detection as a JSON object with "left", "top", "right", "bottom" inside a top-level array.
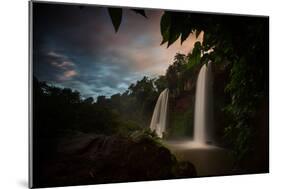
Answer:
[
  {"left": 193, "top": 62, "right": 214, "bottom": 145},
  {"left": 165, "top": 62, "right": 235, "bottom": 176},
  {"left": 150, "top": 89, "right": 169, "bottom": 138}
]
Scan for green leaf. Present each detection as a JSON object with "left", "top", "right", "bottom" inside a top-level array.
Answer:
[
  {"left": 160, "top": 12, "right": 171, "bottom": 45},
  {"left": 167, "top": 13, "right": 182, "bottom": 47},
  {"left": 161, "top": 12, "right": 192, "bottom": 47},
  {"left": 168, "top": 12, "right": 188, "bottom": 47},
  {"left": 167, "top": 28, "right": 180, "bottom": 47},
  {"left": 131, "top": 9, "right": 147, "bottom": 18},
  {"left": 108, "top": 8, "right": 123, "bottom": 32},
  {"left": 181, "top": 25, "right": 191, "bottom": 44},
  {"left": 187, "top": 41, "right": 202, "bottom": 69}
]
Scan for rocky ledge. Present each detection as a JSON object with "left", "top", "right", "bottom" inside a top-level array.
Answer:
[{"left": 35, "top": 131, "right": 196, "bottom": 187}]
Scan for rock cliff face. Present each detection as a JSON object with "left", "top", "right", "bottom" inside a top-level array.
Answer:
[
  {"left": 167, "top": 91, "right": 195, "bottom": 139},
  {"left": 33, "top": 133, "right": 196, "bottom": 188}
]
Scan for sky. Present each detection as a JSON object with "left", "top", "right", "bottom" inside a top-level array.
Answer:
[{"left": 33, "top": 2, "right": 203, "bottom": 99}]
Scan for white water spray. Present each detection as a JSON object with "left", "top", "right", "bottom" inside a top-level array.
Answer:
[
  {"left": 193, "top": 62, "right": 214, "bottom": 144},
  {"left": 150, "top": 89, "right": 169, "bottom": 138}
]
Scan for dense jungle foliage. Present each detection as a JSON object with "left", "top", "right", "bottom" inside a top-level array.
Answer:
[{"left": 158, "top": 11, "right": 269, "bottom": 168}]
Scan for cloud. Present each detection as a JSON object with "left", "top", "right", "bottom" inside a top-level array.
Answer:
[
  {"left": 47, "top": 51, "right": 67, "bottom": 59},
  {"left": 57, "top": 70, "right": 77, "bottom": 81},
  {"left": 51, "top": 61, "right": 75, "bottom": 70},
  {"left": 44, "top": 51, "right": 78, "bottom": 81},
  {"left": 33, "top": 3, "right": 201, "bottom": 98}
]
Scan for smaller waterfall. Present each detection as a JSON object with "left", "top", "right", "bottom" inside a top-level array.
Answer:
[
  {"left": 193, "top": 62, "right": 213, "bottom": 144},
  {"left": 150, "top": 89, "right": 169, "bottom": 138}
]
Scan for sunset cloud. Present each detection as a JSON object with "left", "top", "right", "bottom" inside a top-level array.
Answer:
[
  {"left": 45, "top": 51, "right": 78, "bottom": 81},
  {"left": 64, "top": 70, "right": 77, "bottom": 78},
  {"left": 33, "top": 3, "right": 201, "bottom": 98},
  {"left": 51, "top": 61, "right": 75, "bottom": 69}
]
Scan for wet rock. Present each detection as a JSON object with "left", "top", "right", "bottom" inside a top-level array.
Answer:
[
  {"left": 36, "top": 133, "right": 197, "bottom": 187},
  {"left": 174, "top": 161, "right": 197, "bottom": 178}
]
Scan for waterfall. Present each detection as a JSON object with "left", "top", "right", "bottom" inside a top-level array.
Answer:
[
  {"left": 193, "top": 62, "right": 213, "bottom": 144},
  {"left": 150, "top": 89, "right": 169, "bottom": 138}
]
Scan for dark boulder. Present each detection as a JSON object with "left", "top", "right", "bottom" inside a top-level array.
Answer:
[{"left": 36, "top": 133, "right": 196, "bottom": 187}]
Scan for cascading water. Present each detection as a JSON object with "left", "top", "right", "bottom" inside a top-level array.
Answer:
[
  {"left": 150, "top": 89, "right": 169, "bottom": 138},
  {"left": 193, "top": 62, "right": 213, "bottom": 144}
]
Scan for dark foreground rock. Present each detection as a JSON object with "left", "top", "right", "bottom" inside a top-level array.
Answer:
[{"left": 35, "top": 132, "right": 196, "bottom": 188}]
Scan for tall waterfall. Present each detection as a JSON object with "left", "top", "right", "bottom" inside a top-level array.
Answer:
[
  {"left": 194, "top": 62, "right": 213, "bottom": 144},
  {"left": 150, "top": 89, "right": 169, "bottom": 138}
]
